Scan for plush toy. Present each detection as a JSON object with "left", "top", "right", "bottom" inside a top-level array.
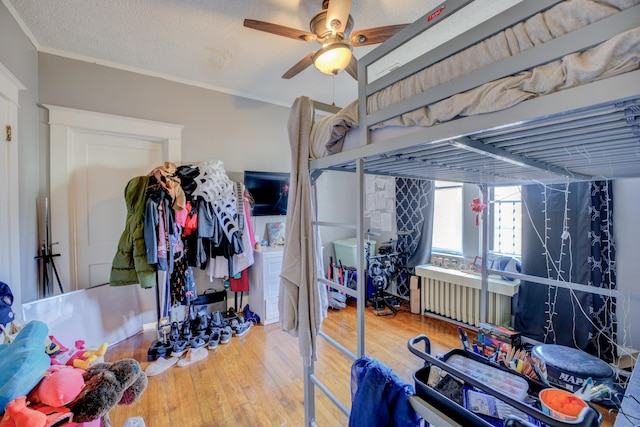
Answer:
[
  {"left": 0, "top": 397, "right": 74, "bottom": 427},
  {"left": 50, "top": 340, "right": 108, "bottom": 370},
  {"left": 67, "top": 358, "right": 148, "bottom": 427},
  {"left": 0, "top": 397, "right": 46, "bottom": 427},
  {"left": 28, "top": 365, "right": 85, "bottom": 407},
  {"left": 72, "top": 343, "right": 109, "bottom": 370},
  {"left": 0, "top": 321, "right": 51, "bottom": 414}
]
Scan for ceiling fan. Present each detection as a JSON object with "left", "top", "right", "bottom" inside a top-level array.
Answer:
[{"left": 243, "top": 0, "right": 408, "bottom": 80}]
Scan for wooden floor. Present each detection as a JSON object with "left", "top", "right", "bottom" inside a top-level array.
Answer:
[{"left": 106, "top": 301, "right": 615, "bottom": 427}]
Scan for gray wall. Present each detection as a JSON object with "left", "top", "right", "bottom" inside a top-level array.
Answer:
[
  {"left": 38, "top": 53, "right": 291, "bottom": 172},
  {"left": 37, "top": 52, "right": 295, "bottom": 300},
  {"left": 0, "top": 1, "right": 41, "bottom": 306}
]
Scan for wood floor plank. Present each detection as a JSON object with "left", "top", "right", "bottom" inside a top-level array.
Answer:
[{"left": 105, "top": 302, "right": 614, "bottom": 427}]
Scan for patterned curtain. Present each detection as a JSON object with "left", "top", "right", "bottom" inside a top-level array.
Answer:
[
  {"left": 586, "top": 181, "right": 617, "bottom": 362},
  {"left": 395, "top": 179, "right": 434, "bottom": 298},
  {"left": 514, "top": 181, "right": 617, "bottom": 363}
]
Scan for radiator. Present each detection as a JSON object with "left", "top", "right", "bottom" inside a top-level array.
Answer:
[{"left": 415, "top": 265, "right": 519, "bottom": 327}]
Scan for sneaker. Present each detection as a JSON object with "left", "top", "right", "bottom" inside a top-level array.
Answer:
[
  {"left": 181, "top": 321, "right": 192, "bottom": 341},
  {"left": 209, "top": 311, "right": 227, "bottom": 328},
  {"left": 233, "top": 320, "right": 252, "bottom": 338},
  {"left": 229, "top": 318, "right": 240, "bottom": 334},
  {"left": 190, "top": 336, "right": 206, "bottom": 349},
  {"left": 208, "top": 328, "right": 221, "bottom": 350},
  {"left": 169, "top": 321, "right": 180, "bottom": 343},
  {"left": 196, "top": 313, "right": 208, "bottom": 335},
  {"left": 171, "top": 339, "right": 188, "bottom": 357},
  {"left": 219, "top": 326, "right": 232, "bottom": 344}
]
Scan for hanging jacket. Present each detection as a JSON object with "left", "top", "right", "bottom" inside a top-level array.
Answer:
[
  {"left": 110, "top": 176, "right": 157, "bottom": 288},
  {"left": 349, "top": 356, "right": 419, "bottom": 427}
]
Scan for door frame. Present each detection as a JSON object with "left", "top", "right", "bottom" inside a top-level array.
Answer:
[{"left": 44, "top": 105, "right": 182, "bottom": 291}]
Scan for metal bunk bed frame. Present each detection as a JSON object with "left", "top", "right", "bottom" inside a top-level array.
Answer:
[{"left": 303, "top": 0, "right": 640, "bottom": 425}]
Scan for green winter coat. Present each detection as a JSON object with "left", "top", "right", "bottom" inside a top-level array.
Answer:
[{"left": 110, "top": 176, "right": 156, "bottom": 288}]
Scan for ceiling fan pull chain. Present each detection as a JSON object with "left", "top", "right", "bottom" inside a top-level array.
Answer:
[{"left": 332, "top": 76, "right": 336, "bottom": 107}]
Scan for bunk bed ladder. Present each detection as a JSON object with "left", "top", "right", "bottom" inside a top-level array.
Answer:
[{"left": 306, "top": 159, "right": 367, "bottom": 426}]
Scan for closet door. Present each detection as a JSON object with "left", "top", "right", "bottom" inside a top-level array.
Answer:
[
  {"left": 0, "top": 64, "right": 23, "bottom": 311},
  {"left": 46, "top": 105, "right": 182, "bottom": 292},
  {"left": 71, "top": 133, "right": 163, "bottom": 288}
]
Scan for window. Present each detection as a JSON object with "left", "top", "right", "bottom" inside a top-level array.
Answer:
[
  {"left": 432, "top": 181, "right": 463, "bottom": 254},
  {"left": 491, "top": 186, "right": 522, "bottom": 256}
]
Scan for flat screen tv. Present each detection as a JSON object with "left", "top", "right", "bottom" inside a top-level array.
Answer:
[{"left": 244, "top": 170, "right": 290, "bottom": 216}]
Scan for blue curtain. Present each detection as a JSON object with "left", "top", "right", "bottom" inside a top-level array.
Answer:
[
  {"left": 395, "top": 179, "right": 434, "bottom": 298},
  {"left": 514, "top": 181, "right": 617, "bottom": 362}
]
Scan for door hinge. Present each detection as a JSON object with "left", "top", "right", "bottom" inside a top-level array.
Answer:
[{"left": 5, "top": 125, "right": 11, "bottom": 142}]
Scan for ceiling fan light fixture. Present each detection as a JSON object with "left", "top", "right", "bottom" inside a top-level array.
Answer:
[{"left": 312, "top": 42, "right": 352, "bottom": 75}]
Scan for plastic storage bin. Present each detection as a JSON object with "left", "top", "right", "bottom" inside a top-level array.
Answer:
[{"left": 332, "top": 238, "right": 376, "bottom": 268}]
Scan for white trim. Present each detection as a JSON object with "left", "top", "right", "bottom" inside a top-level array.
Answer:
[
  {"left": 43, "top": 105, "right": 182, "bottom": 290},
  {"left": 0, "top": 62, "right": 26, "bottom": 106},
  {"left": 43, "top": 104, "right": 183, "bottom": 141}
]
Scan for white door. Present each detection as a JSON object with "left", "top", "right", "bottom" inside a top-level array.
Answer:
[
  {"left": 0, "top": 64, "right": 24, "bottom": 312},
  {"left": 46, "top": 105, "right": 182, "bottom": 326},
  {"left": 72, "top": 132, "right": 163, "bottom": 288}
]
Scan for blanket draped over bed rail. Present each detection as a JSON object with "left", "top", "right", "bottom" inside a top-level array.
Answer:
[{"left": 280, "top": 96, "right": 325, "bottom": 366}]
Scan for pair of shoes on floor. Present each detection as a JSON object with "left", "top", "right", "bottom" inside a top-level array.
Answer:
[
  {"left": 230, "top": 319, "right": 252, "bottom": 337},
  {"left": 177, "top": 347, "right": 208, "bottom": 367},
  {"left": 146, "top": 356, "right": 179, "bottom": 376}
]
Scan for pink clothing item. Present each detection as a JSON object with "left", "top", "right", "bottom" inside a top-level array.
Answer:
[
  {"left": 174, "top": 201, "right": 190, "bottom": 229},
  {"left": 244, "top": 200, "right": 257, "bottom": 248}
]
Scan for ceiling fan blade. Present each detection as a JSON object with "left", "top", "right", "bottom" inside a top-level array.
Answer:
[
  {"left": 350, "top": 24, "right": 409, "bottom": 47},
  {"left": 282, "top": 51, "right": 316, "bottom": 79},
  {"left": 345, "top": 55, "right": 358, "bottom": 80},
  {"left": 243, "top": 19, "right": 317, "bottom": 42},
  {"left": 325, "top": 0, "right": 352, "bottom": 33}
]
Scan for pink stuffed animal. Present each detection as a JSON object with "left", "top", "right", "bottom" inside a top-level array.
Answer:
[{"left": 28, "top": 365, "right": 85, "bottom": 407}]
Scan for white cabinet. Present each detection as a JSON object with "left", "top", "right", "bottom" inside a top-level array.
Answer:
[{"left": 249, "top": 247, "right": 283, "bottom": 326}]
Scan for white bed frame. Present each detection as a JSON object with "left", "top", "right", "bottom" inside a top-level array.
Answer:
[{"left": 303, "top": 0, "right": 640, "bottom": 425}]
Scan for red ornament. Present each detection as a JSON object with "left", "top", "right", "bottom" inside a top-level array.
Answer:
[{"left": 469, "top": 197, "right": 486, "bottom": 226}]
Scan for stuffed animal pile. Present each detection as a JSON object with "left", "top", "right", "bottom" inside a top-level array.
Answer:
[{"left": 0, "top": 321, "right": 148, "bottom": 427}]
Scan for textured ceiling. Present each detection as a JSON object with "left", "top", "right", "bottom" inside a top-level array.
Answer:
[{"left": 4, "top": 0, "right": 449, "bottom": 108}]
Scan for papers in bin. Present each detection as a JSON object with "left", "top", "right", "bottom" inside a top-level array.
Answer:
[{"left": 463, "top": 387, "right": 543, "bottom": 427}]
